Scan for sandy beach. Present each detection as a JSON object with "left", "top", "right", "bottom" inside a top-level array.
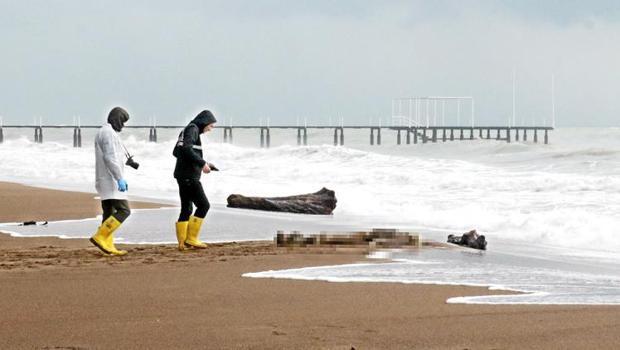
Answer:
[{"left": 1, "top": 182, "right": 619, "bottom": 349}]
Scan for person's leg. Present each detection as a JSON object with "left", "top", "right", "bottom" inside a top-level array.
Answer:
[
  {"left": 91, "top": 200, "right": 129, "bottom": 256},
  {"left": 105, "top": 200, "right": 130, "bottom": 252},
  {"left": 101, "top": 199, "right": 131, "bottom": 222},
  {"left": 101, "top": 200, "right": 114, "bottom": 223},
  {"left": 191, "top": 180, "right": 210, "bottom": 219},
  {"left": 186, "top": 180, "right": 209, "bottom": 248},
  {"left": 177, "top": 179, "right": 194, "bottom": 222},
  {"left": 110, "top": 199, "right": 131, "bottom": 222},
  {"left": 175, "top": 179, "right": 193, "bottom": 250}
]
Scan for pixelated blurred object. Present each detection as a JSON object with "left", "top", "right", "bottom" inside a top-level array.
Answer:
[
  {"left": 447, "top": 229, "right": 487, "bottom": 250},
  {"left": 275, "top": 228, "right": 420, "bottom": 250},
  {"left": 227, "top": 187, "right": 337, "bottom": 215}
]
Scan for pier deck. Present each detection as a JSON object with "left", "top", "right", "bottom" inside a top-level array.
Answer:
[{"left": 0, "top": 125, "right": 554, "bottom": 146}]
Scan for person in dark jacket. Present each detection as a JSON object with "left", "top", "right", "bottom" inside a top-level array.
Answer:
[{"left": 173, "top": 110, "right": 217, "bottom": 250}]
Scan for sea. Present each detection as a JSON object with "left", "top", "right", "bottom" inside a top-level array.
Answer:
[{"left": 1, "top": 126, "right": 619, "bottom": 305}]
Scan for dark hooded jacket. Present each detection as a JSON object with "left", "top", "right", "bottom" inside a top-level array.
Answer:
[
  {"left": 173, "top": 110, "right": 217, "bottom": 180},
  {"left": 108, "top": 107, "right": 130, "bottom": 132}
]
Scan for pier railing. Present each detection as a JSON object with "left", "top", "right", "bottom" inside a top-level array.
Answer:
[{"left": 0, "top": 125, "right": 554, "bottom": 147}]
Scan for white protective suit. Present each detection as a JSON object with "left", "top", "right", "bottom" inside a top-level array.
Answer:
[{"left": 95, "top": 123, "right": 127, "bottom": 200}]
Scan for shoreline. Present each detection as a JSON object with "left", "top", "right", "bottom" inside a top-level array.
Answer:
[{"left": 1, "top": 181, "right": 620, "bottom": 349}]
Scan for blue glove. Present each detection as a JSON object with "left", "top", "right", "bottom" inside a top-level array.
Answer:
[{"left": 117, "top": 179, "right": 128, "bottom": 192}]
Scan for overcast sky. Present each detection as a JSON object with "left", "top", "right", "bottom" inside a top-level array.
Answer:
[{"left": 1, "top": 0, "right": 619, "bottom": 126}]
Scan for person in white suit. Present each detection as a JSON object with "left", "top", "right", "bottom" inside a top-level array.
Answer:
[{"left": 90, "top": 107, "right": 132, "bottom": 256}]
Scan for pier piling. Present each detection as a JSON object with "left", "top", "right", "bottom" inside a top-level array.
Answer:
[
  {"left": 223, "top": 127, "right": 233, "bottom": 143},
  {"left": 534, "top": 129, "right": 538, "bottom": 143},
  {"left": 73, "top": 127, "right": 83, "bottom": 147},
  {"left": 34, "top": 127, "right": 43, "bottom": 143},
  {"left": 260, "top": 128, "right": 271, "bottom": 148},
  {"left": 370, "top": 127, "right": 381, "bottom": 145},
  {"left": 148, "top": 127, "right": 158, "bottom": 142},
  {"left": 544, "top": 130, "right": 548, "bottom": 144},
  {"left": 333, "top": 127, "right": 344, "bottom": 146}
]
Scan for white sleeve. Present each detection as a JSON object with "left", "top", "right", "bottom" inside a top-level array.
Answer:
[{"left": 99, "top": 131, "right": 123, "bottom": 181}]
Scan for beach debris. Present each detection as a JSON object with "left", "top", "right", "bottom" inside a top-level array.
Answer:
[
  {"left": 227, "top": 187, "right": 337, "bottom": 215},
  {"left": 19, "top": 221, "right": 48, "bottom": 226},
  {"left": 276, "top": 228, "right": 420, "bottom": 249},
  {"left": 447, "top": 229, "right": 487, "bottom": 250}
]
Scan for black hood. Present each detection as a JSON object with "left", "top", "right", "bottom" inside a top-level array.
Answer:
[
  {"left": 191, "top": 110, "right": 217, "bottom": 131},
  {"left": 108, "top": 107, "right": 130, "bottom": 132}
]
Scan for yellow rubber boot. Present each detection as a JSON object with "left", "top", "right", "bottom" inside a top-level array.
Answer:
[
  {"left": 98, "top": 217, "right": 126, "bottom": 255},
  {"left": 89, "top": 216, "right": 128, "bottom": 256},
  {"left": 185, "top": 216, "right": 207, "bottom": 249},
  {"left": 175, "top": 221, "right": 188, "bottom": 251}
]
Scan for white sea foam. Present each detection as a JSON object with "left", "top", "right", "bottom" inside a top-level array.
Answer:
[
  {"left": 242, "top": 247, "right": 620, "bottom": 305},
  {"left": 2, "top": 127, "right": 620, "bottom": 304},
  {"left": 1, "top": 128, "right": 620, "bottom": 254}
]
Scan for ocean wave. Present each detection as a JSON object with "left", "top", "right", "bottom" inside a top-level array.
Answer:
[{"left": 1, "top": 128, "right": 620, "bottom": 253}]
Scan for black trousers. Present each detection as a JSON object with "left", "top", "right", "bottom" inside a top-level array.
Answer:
[
  {"left": 177, "top": 178, "right": 210, "bottom": 221},
  {"left": 101, "top": 199, "right": 131, "bottom": 223}
]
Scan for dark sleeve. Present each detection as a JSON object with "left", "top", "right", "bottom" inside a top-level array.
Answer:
[{"left": 178, "top": 125, "right": 206, "bottom": 167}]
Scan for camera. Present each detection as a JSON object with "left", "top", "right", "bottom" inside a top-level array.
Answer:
[{"left": 126, "top": 156, "right": 140, "bottom": 170}]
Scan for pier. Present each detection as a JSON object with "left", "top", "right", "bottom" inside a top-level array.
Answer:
[
  {"left": 0, "top": 94, "right": 556, "bottom": 147},
  {"left": 0, "top": 124, "right": 553, "bottom": 147}
]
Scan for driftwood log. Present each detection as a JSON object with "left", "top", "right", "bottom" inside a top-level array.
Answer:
[
  {"left": 447, "top": 229, "right": 487, "bottom": 250},
  {"left": 226, "top": 187, "right": 337, "bottom": 215}
]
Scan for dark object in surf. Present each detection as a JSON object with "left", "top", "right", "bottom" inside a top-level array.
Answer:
[
  {"left": 20, "top": 221, "right": 48, "bottom": 226},
  {"left": 227, "top": 187, "right": 337, "bottom": 215},
  {"left": 447, "top": 229, "right": 487, "bottom": 250}
]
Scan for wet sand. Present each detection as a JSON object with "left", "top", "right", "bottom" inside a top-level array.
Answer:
[
  {"left": 1, "top": 182, "right": 619, "bottom": 349},
  {"left": 0, "top": 181, "right": 165, "bottom": 223}
]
